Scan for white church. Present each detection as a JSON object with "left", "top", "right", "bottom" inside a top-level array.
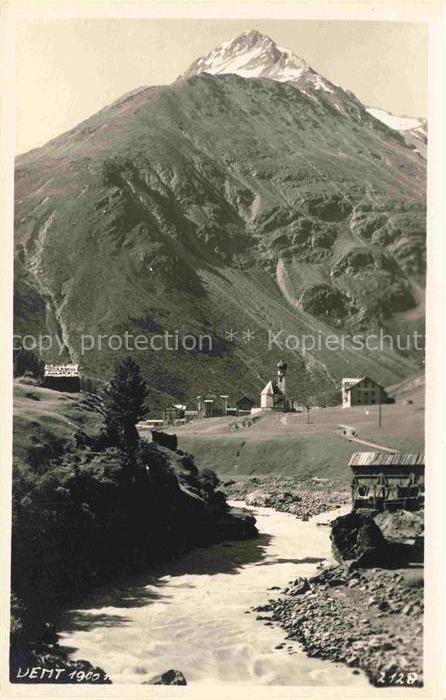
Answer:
[{"left": 259, "top": 359, "right": 290, "bottom": 411}]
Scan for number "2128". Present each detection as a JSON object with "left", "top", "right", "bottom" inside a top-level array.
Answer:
[{"left": 377, "top": 671, "right": 419, "bottom": 685}]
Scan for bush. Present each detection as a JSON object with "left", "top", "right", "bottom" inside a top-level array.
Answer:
[
  {"left": 13, "top": 349, "right": 44, "bottom": 379},
  {"left": 198, "top": 468, "right": 220, "bottom": 493}
]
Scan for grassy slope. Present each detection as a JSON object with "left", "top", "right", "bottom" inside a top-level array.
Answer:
[
  {"left": 13, "top": 379, "right": 101, "bottom": 466},
  {"left": 171, "top": 382, "right": 424, "bottom": 481},
  {"left": 176, "top": 433, "right": 358, "bottom": 482}
]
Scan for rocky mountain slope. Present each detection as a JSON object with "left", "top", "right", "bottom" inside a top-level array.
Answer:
[{"left": 14, "top": 31, "right": 426, "bottom": 409}]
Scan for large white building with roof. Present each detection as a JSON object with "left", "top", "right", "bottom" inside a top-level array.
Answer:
[{"left": 342, "top": 376, "right": 388, "bottom": 408}]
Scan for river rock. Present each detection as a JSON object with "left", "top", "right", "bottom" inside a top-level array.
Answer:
[
  {"left": 144, "top": 669, "right": 187, "bottom": 685},
  {"left": 267, "top": 560, "right": 423, "bottom": 687},
  {"left": 288, "top": 577, "right": 311, "bottom": 595},
  {"left": 245, "top": 489, "right": 271, "bottom": 507},
  {"left": 330, "top": 511, "right": 387, "bottom": 567}
]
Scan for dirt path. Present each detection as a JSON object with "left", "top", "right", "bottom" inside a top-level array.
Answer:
[{"left": 344, "top": 435, "right": 398, "bottom": 453}]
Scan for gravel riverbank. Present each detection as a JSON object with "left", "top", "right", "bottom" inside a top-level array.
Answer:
[
  {"left": 225, "top": 476, "right": 424, "bottom": 687},
  {"left": 223, "top": 476, "right": 350, "bottom": 520},
  {"left": 257, "top": 563, "right": 423, "bottom": 687}
]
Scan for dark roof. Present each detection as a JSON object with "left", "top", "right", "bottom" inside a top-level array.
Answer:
[
  {"left": 236, "top": 396, "right": 255, "bottom": 405},
  {"left": 345, "top": 376, "right": 384, "bottom": 392},
  {"left": 349, "top": 452, "right": 424, "bottom": 467}
]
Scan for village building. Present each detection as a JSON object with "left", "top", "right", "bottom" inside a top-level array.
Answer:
[
  {"left": 137, "top": 418, "right": 164, "bottom": 430},
  {"left": 235, "top": 396, "right": 255, "bottom": 413},
  {"left": 163, "top": 403, "right": 186, "bottom": 425},
  {"left": 260, "top": 360, "right": 289, "bottom": 411},
  {"left": 341, "top": 376, "right": 389, "bottom": 408},
  {"left": 42, "top": 363, "right": 80, "bottom": 392},
  {"left": 349, "top": 451, "right": 424, "bottom": 511},
  {"left": 197, "top": 394, "right": 230, "bottom": 418},
  {"left": 184, "top": 409, "right": 199, "bottom": 422}
]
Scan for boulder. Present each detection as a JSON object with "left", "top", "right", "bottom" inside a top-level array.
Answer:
[
  {"left": 374, "top": 509, "right": 424, "bottom": 542},
  {"left": 144, "top": 669, "right": 187, "bottom": 685},
  {"left": 331, "top": 511, "right": 387, "bottom": 567}
]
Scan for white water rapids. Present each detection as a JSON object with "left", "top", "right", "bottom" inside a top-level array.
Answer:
[{"left": 58, "top": 503, "right": 367, "bottom": 687}]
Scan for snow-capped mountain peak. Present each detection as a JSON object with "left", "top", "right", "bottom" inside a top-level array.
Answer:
[
  {"left": 177, "top": 30, "right": 376, "bottom": 118},
  {"left": 179, "top": 30, "right": 332, "bottom": 90}
]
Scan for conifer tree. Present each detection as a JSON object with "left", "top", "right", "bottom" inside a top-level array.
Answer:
[{"left": 103, "top": 357, "right": 148, "bottom": 460}]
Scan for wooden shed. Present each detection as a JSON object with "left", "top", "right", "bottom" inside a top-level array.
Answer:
[
  {"left": 349, "top": 451, "right": 424, "bottom": 511},
  {"left": 236, "top": 396, "right": 255, "bottom": 412}
]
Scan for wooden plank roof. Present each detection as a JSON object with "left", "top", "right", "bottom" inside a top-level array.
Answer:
[{"left": 349, "top": 451, "right": 424, "bottom": 467}]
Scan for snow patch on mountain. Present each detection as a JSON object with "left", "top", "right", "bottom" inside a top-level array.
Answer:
[
  {"left": 310, "top": 73, "right": 334, "bottom": 94},
  {"left": 180, "top": 30, "right": 334, "bottom": 88},
  {"left": 367, "top": 107, "right": 426, "bottom": 134}
]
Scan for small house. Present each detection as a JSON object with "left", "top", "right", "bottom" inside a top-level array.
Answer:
[
  {"left": 137, "top": 418, "right": 164, "bottom": 430},
  {"left": 185, "top": 409, "right": 199, "bottom": 422},
  {"left": 197, "top": 394, "right": 230, "bottom": 418},
  {"left": 43, "top": 363, "right": 80, "bottom": 392},
  {"left": 349, "top": 451, "right": 425, "bottom": 511},
  {"left": 163, "top": 404, "right": 186, "bottom": 425},
  {"left": 235, "top": 396, "right": 255, "bottom": 413}
]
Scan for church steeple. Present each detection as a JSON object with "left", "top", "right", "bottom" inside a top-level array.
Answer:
[{"left": 277, "top": 359, "right": 287, "bottom": 396}]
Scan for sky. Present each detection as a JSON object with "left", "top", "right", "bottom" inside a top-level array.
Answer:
[{"left": 15, "top": 18, "right": 428, "bottom": 154}]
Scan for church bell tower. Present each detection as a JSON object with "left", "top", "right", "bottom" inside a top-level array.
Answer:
[{"left": 277, "top": 359, "right": 288, "bottom": 398}]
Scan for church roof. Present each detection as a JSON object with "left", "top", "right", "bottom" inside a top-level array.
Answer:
[{"left": 261, "top": 380, "right": 283, "bottom": 396}]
